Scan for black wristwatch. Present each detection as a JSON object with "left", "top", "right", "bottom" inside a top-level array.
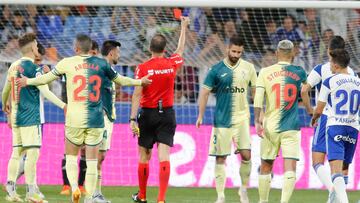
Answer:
[{"left": 129, "top": 118, "right": 136, "bottom": 122}]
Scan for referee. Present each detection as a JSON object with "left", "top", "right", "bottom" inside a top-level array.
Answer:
[{"left": 130, "top": 16, "right": 190, "bottom": 203}]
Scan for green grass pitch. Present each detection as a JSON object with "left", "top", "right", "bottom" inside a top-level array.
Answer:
[{"left": 1, "top": 186, "right": 359, "bottom": 203}]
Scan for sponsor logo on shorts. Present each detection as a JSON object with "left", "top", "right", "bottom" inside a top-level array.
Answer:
[{"left": 334, "top": 135, "right": 357, "bottom": 144}]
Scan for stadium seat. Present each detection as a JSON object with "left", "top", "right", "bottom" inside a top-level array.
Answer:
[
  {"left": 36, "top": 15, "right": 63, "bottom": 45},
  {"left": 63, "top": 16, "right": 91, "bottom": 39},
  {"left": 90, "top": 17, "right": 111, "bottom": 36}
]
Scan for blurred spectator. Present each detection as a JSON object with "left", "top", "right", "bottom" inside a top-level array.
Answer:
[
  {"left": 295, "top": 20, "right": 314, "bottom": 69},
  {"left": 238, "top": 10, "right": 259, "bottom": 52},
  {"left": 139, "top": 15, "right": 159, "bottom": 51},
  {"left": 183, "top": 30, "right": 202, "bottom": 63},
  {"left": 25, "top": 5, "right": 39, "bottom": 33},
  {"left": 317, "top": 28, "right": 334, "bottom": 64},
  {"left": 303, "top": 8, "right": 320, "bottom": 44},
  {"left": 2, "top": 10, "right": 34, "bottom": 44},
  {"left": 0, "top": 5, "right": 11, "bottom": 30},
  {"left": 262, "top": 19, "right": 278, "bottom": 51},
  {"left": 0, "top": 5, "right": 12, "bottom": 47},
  {"left": 223, "top": 20, "right": 237, "bottom": 45},
  {"left": 346, "top": 11, "right": 360, "bottom": 68},
  {"left": 276, "top": 16, "right": 301, "bottom": 43},
  {"left": 212, "top": 8, "right": 238, "bottom": 23},
  {"left": 0, "top": 34, "right": 20, "bottom": 60},
  {"left": 183, "top": 8, "right": 212, "bottom": 39},
  {"left": 320, "top": 8, "right": 347, "bottom": 39},
  {"left": 260, "top": 49, "right": 276, "bottom": 68},
  {"left": 111, "top": 9, "right": 141, "bottom": 63}
]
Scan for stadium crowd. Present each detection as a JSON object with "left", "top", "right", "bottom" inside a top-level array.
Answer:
[{"left": 0, "top": 5, "right": 359, "bottom": 103}]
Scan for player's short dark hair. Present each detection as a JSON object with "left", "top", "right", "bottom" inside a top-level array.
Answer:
[
  {"left": 75, "top": 34, "right": 92, "bottom": 53},
  {"left": 37, "top": 43, "right": 46, "bottom": 56},
  {"left": 18, "top": 33, "right": 36, "bottom": 48},
  {"left": 328, "top": 35, "right": 345, "bottom": 51},
  {"left": 91, "top": 40, "right": 99, "bottom": 52},
  {"left": 229, "top": 36, "right": 244, "bottom": 47},
  {"left": 101, "top": 40, "right": 121, "bottom": 56},
  {"left": 329, "top": 49, "right": 350, "bottom": 68},
  {"left": 150, "top": 34, "right": 167, "bottom": 53}
]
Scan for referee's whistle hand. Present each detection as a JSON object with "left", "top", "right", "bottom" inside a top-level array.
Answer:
[
  {"left": 141, "top": 74, "right": 152, "bottom": 86},
  {"left": 130, "top": 121, "right": 140, "bottom": 136}
]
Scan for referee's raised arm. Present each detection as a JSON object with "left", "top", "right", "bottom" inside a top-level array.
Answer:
[
  {"left": 129, "top": 16, "right": 190, "bottom": 203},
  {"left": 174, "top": 16, "right": 190, "bottom": 57}
]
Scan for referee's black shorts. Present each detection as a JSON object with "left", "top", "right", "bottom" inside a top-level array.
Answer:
[{"left": 137, "top": 107, "right": 176, "bottom": 149}]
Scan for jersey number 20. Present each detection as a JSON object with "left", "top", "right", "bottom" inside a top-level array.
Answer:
[
  {"left": 335, "top": 90, "right": 360, "bottom": 115},
  {"left": 73, "top": 75, "right": 101, "bottom": 102}
]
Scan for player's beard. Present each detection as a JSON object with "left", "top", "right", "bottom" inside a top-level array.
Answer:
[
  {"left": 112, "top": 59, "right": 118, "bottom": 65},
  {"left": 228, "top": 56, "right": 240, "bottom": 64}
]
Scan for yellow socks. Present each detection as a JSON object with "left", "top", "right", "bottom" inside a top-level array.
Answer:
[
  {"left": 85, "top": 159, "right": 98, "bottom": 197},
  {"left": 65, "top": 155, "right": 79, "bottom": 192},
  {"left": 215, "top": 164, "right": 226, "bottom": 199},
  {"left": 240, "top": 160, "right": 251, "bottom": 187},
  {"left": 258, "top": 174, "right": 271, "bottom": 202},
  {"left": 96, "top": 169, "right": 102, "bottom": 193},
  {"left": 281, "top": 171, "right": 296, "bottom": 203},
  {"left": 7, "top": 148, "right": 22, "bottom": 182},
  {"left": 24, "top": 148, "right": 39, "bottom": 185}
]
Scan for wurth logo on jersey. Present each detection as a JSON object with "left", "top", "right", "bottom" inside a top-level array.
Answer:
[
  {"left": 147, "top": 68, "right": 174, "bottom": 76},
  {"left": 334, "top": 135, "right": 357, "bottom": 144}
]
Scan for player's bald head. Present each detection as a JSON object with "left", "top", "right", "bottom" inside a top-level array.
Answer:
[
  {"left": 74, "top": 34, "right": 92, "bottom": 54},
  {"left": 150, "top": 34, "right": 167, "bottom": 53}
]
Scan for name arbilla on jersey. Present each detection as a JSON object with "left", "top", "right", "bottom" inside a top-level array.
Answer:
[{"left": 148, "top": 68, "right": 174, "bottom": 75}]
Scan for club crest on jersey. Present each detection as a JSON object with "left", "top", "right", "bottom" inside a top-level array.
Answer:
[{"left": 334, "top": 135, "right": 356, "bottom": 144}]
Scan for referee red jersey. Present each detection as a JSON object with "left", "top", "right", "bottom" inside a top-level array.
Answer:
[{"left": 135, "top": 54, "right": 184, "bottom": 108}]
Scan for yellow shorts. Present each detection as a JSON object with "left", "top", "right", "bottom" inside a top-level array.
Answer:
[
  {"left": 12, "top": 125, "right": 42, "bottom": 148},
  {"left": 260, "top": 130, "right": 300, "bottom": 160},
  {"left": 65, "top": 126, "right": 103, "bottom": 146},
  {"left": 209, "top": 119, "right": 251, "bottom": 156},
  {"left": 99, "top": 116, "right": 114, "bottom": 151}
]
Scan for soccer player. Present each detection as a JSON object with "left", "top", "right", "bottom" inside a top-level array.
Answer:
[
  {"left": 130, "top": 16, "right": 189, "bottom": 203},
  {"left": 196, "top": 36, "right": 257, "bottom": 203},
  {"left": 254, "top": 40, "right": 310, "bottom": 203},
  {"left": 15, "top": 43, "right": 49, "bottom": 199},
  {"left": 2, "top": 33, "right": 66, "bottom": 202},
  {"left": 60, "top": 40, "right": 100, "bottom": 196},
  {"left": 301, "top": 36, "right": 356, "bottom": 201},
  {"left": 18, "top": 34, "right": 151, "bottom": 203},
  {"left": 88, "top": 39, "right": 122, "bottom": 203},
  {"left": 311, "top": 49, "right": 359, "bottom": 203}
]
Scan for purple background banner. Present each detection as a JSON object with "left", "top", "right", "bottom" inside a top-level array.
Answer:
[{"left": 0, "top": 124, "right": 359, "bottom": 190}]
